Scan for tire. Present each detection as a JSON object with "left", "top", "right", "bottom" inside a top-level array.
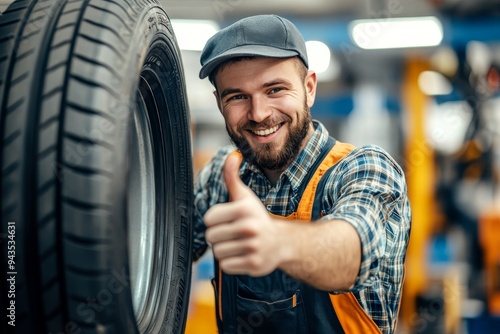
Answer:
[{"left": 0, "top": 1, "right": 193, "bottom": 333}]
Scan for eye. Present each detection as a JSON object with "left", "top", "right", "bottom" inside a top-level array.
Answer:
[
  {"left": 268, "top": 87, "right": 282, "bottom": 94},
  {"left": 227, "top": 94, "right": 246, "bottom": 101}
]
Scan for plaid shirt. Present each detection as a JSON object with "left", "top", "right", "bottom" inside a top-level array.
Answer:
[{"left": 193, "top": 121, "right": 411, "bottom": 334}]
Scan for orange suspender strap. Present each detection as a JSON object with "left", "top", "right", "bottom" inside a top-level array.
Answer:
[
  {"left": 295, "top": 141, "right": 356, "bottom": 221},
  {"left": 273, "top": 140, "right": 382, "bottom": 334},
  {"left": 329, "top": 293, "right": 382, "bottom": 333},
  {"left": 218, "top": 267, "right": 223, "bottom": 321},
  {"left": 307, "top": 141, "right": 381, "bottom": 334}
]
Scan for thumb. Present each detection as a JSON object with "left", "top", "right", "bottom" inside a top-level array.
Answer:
[{"left": 224, "top": 151, "right": 246, "bottom": 201}]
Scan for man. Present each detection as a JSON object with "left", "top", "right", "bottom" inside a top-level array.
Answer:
[{"left": 193, "top": 14, "right": 411, "bottom": 334}]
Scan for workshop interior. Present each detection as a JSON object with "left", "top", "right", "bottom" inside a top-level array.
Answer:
[
  {"left": 177, "top": 0, "right": 500, "bottom": 333},
  {"left": 0, "top": 0, "right": 499, "bottom": 333}
]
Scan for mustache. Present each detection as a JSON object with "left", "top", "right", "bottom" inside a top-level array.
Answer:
[{"left": 238, "top": 115, "right": 291, "bottom": 132}]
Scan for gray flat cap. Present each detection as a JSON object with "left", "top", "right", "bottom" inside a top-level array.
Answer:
[{"left": 199, "top": 14, "right": 309, "bottom": 79}]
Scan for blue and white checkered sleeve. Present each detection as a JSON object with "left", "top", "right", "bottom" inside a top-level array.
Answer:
[
  {"left": 192, "top": 161, "right": 212, "bottom": 262},
  {"left": 321, "top": 146, "right": 408, "bottom": 291}
]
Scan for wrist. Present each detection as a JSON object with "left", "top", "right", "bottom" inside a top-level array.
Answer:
[{"left": 274, "top": 219, "right": 296, "bottom": 270}]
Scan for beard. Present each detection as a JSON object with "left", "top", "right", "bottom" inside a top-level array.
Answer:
[{"left": 227, "top": 100, "right": 312, "bottom": 171}]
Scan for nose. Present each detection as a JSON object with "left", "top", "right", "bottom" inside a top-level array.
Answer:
[{"left": 248, "top": 95, "right": 272, "bottom": 123}]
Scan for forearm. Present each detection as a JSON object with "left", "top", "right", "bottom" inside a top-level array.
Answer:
[{"left": 276, "top": 219, "right": 361, "bottom": 291}]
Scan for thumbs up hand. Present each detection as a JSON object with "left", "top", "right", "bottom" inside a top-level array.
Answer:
[
  {"left": 223, "top": 151, "right": 252, "bottom": 202},
  {"left": 203, "top": 152, "right": 284, "bottom": 276}
]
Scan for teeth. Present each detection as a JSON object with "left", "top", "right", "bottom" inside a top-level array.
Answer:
[{"left": 252, "top": 125, "right": 280, "bottom": 136}]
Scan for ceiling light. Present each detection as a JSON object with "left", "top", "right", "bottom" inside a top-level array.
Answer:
[
  {"left": 171, "top": 19, "right": 219, "bottom": 51},
  {"left": 466, "top": 41, "right": 491, "bottom": 76},
  {"left": 350, "top": 16, "right": 443, "bottom": 50},
  {"left": 418, "top": 71, "right": 453, "bottom": 96},
  {"left": 306, "top": 40, "right": 331, "bottom": 74},
  {"left": 426, "top": 101, "right": 472, "bottom": 155},
  {"left": 430, "top": 47, "right": 458, "bottom": 78}
]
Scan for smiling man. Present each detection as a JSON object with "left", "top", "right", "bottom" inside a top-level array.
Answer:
[{"left": 193, "top": 15, "right": 411, "bottom": 334}]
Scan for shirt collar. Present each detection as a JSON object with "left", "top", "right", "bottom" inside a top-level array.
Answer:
[{"left": 283, "top": 120, "right": 329, "bottom": 194}]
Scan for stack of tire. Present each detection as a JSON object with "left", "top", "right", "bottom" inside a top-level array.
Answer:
[{"left": 0, "top": 0, "right": 193, "bottom": 333}]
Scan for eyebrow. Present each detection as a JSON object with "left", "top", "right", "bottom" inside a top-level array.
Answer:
[
  {"left": 220, "top": 88, "right": 243, "bottom": 100},
  {"left": 262, "top": 79, "right": 292, "bottom": 88},
  {"left": 219, "top": 79, "right": 293, "bottom": 100}
]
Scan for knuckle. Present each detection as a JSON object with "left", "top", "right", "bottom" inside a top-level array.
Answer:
[
  {"left": 247, "top": 255, "right": 262, "bottom": 270},
  {"left": 205, "top": 229, "right": 213, "bottom": 242},
  {"left": 244, "top": 238, "right": 259, "bottom": 252},
  {"left": 240, "top": 219, "right": 258, "bottom": 236}
]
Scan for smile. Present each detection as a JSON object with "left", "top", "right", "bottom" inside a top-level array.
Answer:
[{"left": 251, "top": 124, "right": 281, "bottom": 136}]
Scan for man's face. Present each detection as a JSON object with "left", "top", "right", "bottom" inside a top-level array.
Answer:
[{"left": 214, "top": 57, "right": 317, "bottom": 171}]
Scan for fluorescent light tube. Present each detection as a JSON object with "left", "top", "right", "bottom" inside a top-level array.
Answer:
[
  {"left": 171, "top": 19, "right": 219, "bottom": 51},
  {"left": 350, "top": 16, "right": 443, "bottom": 50}
]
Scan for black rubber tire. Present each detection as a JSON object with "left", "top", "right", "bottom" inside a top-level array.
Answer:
[{"left": 0, "top": 0, "right": 193, "bottom": 333}]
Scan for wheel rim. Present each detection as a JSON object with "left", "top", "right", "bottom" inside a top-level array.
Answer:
[
  {"left": 127, "top": 42, "right": 179, "bottom": 332},
  {"left": 128, "top": 86, "right": 156, "bottom": 321}
]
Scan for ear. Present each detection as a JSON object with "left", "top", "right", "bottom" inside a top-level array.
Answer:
[
  {"left": 213, "top": 90, "right": 223, "bottom": 114},
  {"left": 304, "top": 70, "right": 317, "bottom": 108}
]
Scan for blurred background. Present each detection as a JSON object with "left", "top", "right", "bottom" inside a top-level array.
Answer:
[{"left": 174, "top": 0, "right": 500, "bottom": 333}]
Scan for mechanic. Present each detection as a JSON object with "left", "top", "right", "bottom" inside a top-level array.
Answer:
[{"left": 192, "top": 14, "right": 411, "bottom": 334}]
